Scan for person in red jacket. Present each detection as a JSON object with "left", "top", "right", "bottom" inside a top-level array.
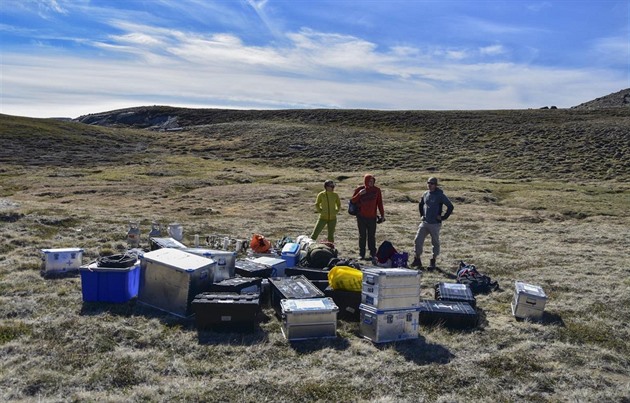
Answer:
[{"left": 351, "top": 174, "right": 385, "bottom": 260}]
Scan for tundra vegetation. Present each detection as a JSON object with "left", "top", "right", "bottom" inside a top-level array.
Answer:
[{"left": 0, "top": 105, "right": 629, "bottom": 402}]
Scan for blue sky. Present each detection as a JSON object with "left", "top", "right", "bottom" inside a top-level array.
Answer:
[{"left": 1, "top": 0, "right": 628, "bottom": 118}]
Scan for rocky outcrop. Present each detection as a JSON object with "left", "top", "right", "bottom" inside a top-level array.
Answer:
[{"left": 572, "top": 88, "right": 630, "bottom": 109}]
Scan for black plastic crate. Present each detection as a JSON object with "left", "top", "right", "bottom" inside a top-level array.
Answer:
[
  {"left": 235, "top": 259, "right": 273, "bottom": 278},
  {"left": 269, "top": 275, "right": 324, "bottom": 315},
  {"left": 209, "top": 277, "right": 262, "bottom": 293},
  {"left": 434, "top": 282, "right": 476, "bottom": 308},
  {"left": 418, "top": 300, "right": 478, "bottom": 328},
  {"left": 285, "top": 267, "right": 330, "bottom": 280},
  {"left": 192, "top": 292, "right": 260, "bottom": 331}
]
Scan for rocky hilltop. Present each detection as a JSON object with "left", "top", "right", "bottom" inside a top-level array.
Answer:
[{"left": 572, "top": 88, "right": 630, "bottom": 109}]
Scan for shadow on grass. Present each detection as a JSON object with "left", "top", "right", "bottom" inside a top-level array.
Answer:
[
  {"left": 393, "top": 336, "right": 455, "bottom": 365},
  {"left": 196, "top": 327, "right": 270, "bottom": 346},
  {"left": 513, "top": 311, "right": 565, "bottom": 327}
]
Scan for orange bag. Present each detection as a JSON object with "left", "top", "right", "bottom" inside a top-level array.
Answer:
[{"left": 250, "top": 234, "right": 271, "bottom": 253}]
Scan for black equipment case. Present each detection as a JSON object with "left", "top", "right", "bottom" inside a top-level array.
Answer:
[
  {"left": 192, "top": 292, "right": 260, "bottom": 331},
  {"left": 235, "top": 259, "right": 273, "bottom": 278},
  {"left": 418, "top": 300, "right": 478, "bottom": 328},
  {"left": 269, "top": 275, "right": 325, "bottom": 315},
  {"left": 324, "top": 287, "right": 361, "bottom": 321},
  {"left": 434, "top": 282, "right": 476, "bottom": 308},
  {"left": 209, "top": 277, "right": 262, "bottom": 294},
  {"left": 285, "top": 267, "right": 330, "bottom": 280}
]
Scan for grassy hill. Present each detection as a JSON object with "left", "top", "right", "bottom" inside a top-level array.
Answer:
[{"left": 0, "top": 107, "right": 629, "bottom": 402}]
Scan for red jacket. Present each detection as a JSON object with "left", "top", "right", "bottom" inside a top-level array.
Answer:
[{"left": 351, "top": 174, "right": 384, "bottom": 219}]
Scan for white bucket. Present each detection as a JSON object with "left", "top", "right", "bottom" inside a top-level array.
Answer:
[{"left": 167, "top": 223, "right": 183, "bottom": 241}]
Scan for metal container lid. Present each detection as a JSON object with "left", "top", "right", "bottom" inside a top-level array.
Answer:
[{"left": 280, "top": 297, "right": 338, "bottom": 312}]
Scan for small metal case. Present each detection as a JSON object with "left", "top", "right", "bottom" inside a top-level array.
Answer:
[
  {"left": 511, "top": 281, "right": 548, "bottom": 320},
  {"left": 280, "top": 297, "right": 338, "bottom": 341},
  {"left": 359, "top": 304, "right": 420, "bottom": 343},
  {"left": 139, "top": 248, "right": 215, "bottom": 317}
]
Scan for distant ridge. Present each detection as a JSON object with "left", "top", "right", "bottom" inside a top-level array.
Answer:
[{"left": 572, "top": 88, "right": 630, "bottom": 109}]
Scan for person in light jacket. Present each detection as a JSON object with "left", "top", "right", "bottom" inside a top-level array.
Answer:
[
  {"left": 310, "top": 180, "right": 341, "bottom": 243},
  {"left": 351, "top": 174, "right": 385, "bottom": 260},
  {"left": 411, "top": 177, "right": 454, "bottom": 270}
]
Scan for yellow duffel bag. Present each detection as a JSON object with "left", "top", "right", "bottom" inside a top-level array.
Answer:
[{"left": 328, "top": 265, "right": 363, "bottom": 292}]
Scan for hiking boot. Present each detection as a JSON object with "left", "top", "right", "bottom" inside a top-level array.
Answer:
[
  {"left": 428, "top": 258, "right": 436, "bottom": 270},
  {"left": 410, "top": 256, "right": 422, "bottom": 269}
]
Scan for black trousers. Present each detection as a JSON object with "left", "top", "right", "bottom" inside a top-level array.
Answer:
[{"left": 357, "top": 216, "right": 377, "bottom": 257}]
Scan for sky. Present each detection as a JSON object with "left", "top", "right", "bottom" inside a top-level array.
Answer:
[{"left": 0, "top": 0, "right": 628, "bottom": 118}]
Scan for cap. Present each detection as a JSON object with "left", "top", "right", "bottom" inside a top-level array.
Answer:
[
  {"left": 427, "top": 177, "right": 438, "bottom": 185},
  {"left": 324, "top": 180, "right": 335, "bottom": 188}
]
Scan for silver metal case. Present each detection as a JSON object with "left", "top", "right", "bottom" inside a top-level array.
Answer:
[
  {"left": 359, "top": 304, "right": 420, "bottom": 343},
  {"left": 362, "top": 267, "right": 421, "bottom": 288},
  {"left": 511, "top": 281, "right": 548, "bottom": 320},
  {"left": 139, "top": 248, "right": 215, "bottom": 317},
  {"left": 280, "top": 297, "right": 338, "bottom": 340},
  {"left": 183, "top": 248, "right": 236, "bottom": 282}
]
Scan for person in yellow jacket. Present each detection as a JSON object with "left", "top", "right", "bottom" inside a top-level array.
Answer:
[{"left": 310, "top": 180, "right": 341, "bottom": 243}]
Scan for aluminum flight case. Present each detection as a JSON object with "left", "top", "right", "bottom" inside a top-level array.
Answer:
[
  {"left": 139, "top": 248, "right": 215, "bottom": 317},
  {"left": 362, "top": 267, "right": 422, "bottom": 289},
  {"left": 280, "top": 297, "right": 338, "bottom": 341},
  {"left": 511, "top": 281, "right": 548, "bottom": 320},
  {"left": 183, "top": 248, "right": 237, "bottom": 282},
  {"left": 418, "top": 300, "right": 478, "bottom": 328},
  {"left": 359, "top": 304, "right": 420, "bottom": 343},
  {"left": 435, "top": 282, "right": 476, "bottom": 308},
  {"left": 192, "top": 292, "right": 260, "bottom": 331},
  {"left": 269, "top": 275, "right": 325, "bottom": 315}
]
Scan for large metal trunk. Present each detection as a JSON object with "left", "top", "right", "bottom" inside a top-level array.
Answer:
[{"left": 139, "top": 248, "right": 215, "bottom": 317}]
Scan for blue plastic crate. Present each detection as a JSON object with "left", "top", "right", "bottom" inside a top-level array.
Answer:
[{"left": 80, "top": 262, "right": 140, "bottom": 303}]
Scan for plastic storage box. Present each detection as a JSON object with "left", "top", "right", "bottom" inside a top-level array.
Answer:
[
  {"left": 418, "top": 300, "right": 478, "bottom": 328},
  {"left": 280, "top": 297, "right": 338, "bottom": 341},
  {"left": 183, "top": 248, "right": 237, "bottom": 282},
  {"left": 41, "top": 248, "right": 84, "bottom": 274},
  {"left": 434, "top": 282, "right": 476, "bottom": 308},
  {"left": 269, "top": 275, "right": 325, "bottom": 315},
  {"left": 511, "top": 281, "right": 548, "bottom": 320},
  {"left": 281, "top": 243, "right": 300, "bottom": 267},
  {"left": 192, "top": 292, "right": 260, "bottom": 330},
  {"left": 80, "top": 261, "right": 140, "bottom": 303},
  {"left": 235, "top": 259, "right": 273, "bottom": 278},
  {"left": 359, "top": 304, "right": 420, "bottom": 343},
  {"left": 139, "top": 248, "right": 216, "bottom": 317}
]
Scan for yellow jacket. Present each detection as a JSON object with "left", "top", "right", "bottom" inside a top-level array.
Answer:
[{"left": 315, "top": 190, "right": 341, "bottom": 221}]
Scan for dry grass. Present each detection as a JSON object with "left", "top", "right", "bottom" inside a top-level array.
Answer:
[{"left": 0, "top": 110, "right": 629, "bottom": 402}]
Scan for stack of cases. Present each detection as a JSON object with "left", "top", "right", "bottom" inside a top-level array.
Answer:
[
  {"left": 192, "top": 292, "right": 260, "bottom": 331},
  {"left": 511, "top": 281, "right": 548, "bottom": 321},
  {"left": 269, "top": 275, "right": 325, "bottom": 315},
  {"left": 359, "top": 268, "right": 422, "bottom": 343}
]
